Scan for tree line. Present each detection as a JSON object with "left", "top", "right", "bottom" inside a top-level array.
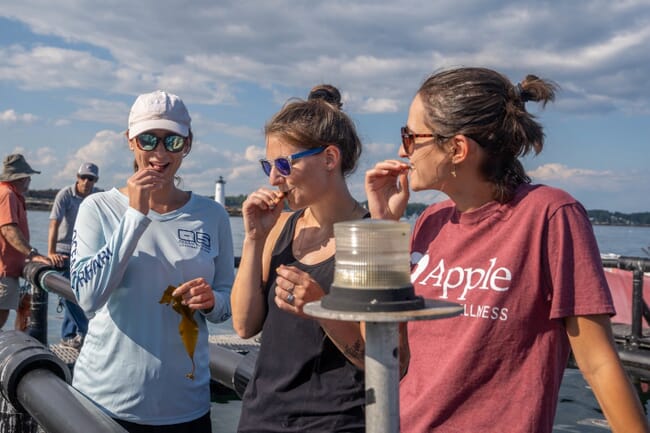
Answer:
[
  {"left": 25, "top": 190, "right": 650, "bottom": 225},
  {"left": 587, "top": 210, "right": 650, "bottom": 226}
]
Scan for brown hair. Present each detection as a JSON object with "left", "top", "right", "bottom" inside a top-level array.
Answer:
[
  {"left": 417, "top": 67, "right": 558, "bottom": 202},
  {"left": 265, "top": 84, "right": 361, "bottom": 176}
]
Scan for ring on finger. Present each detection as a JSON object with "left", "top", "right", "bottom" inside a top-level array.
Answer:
[{"left": 286, "top": 293, "right": 295, "bottom": 304}]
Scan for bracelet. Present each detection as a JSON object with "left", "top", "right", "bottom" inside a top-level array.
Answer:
[{"left": 27, "top": 248, "right": 39, "bottom": 259}]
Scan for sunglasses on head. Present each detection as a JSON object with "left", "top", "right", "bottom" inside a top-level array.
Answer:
[
  {"left": 135, "top": 133, "right": 187, "bottom": 153},
  {"left": 400, "top": 126, "right": 434, "bottom": 156},
  {"left": 259, "top": 146, "right": 326, "bottom": 177},
  {"left": 78, "top": 175, "right": 97, "bottom": 182}
]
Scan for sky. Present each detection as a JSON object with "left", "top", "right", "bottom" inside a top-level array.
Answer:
[{"left": 1, "top": 0, "right": 649, "bottom": 213}]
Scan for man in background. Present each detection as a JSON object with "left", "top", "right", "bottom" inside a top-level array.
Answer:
[
  {"left": 48, "top": 162, "right": 101, "bottom": 348},
  {"left": 0, "top": 154, "right": 50, "bottom": 329}
]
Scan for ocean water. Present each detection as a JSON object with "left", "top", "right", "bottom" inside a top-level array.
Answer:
[{"left": 14, "top": 211, "right": 650, "bottom": 431}]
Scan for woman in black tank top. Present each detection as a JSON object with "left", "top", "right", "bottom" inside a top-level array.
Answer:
[{"left": 232, "top": 85, "right": 370, "bottom": 433}]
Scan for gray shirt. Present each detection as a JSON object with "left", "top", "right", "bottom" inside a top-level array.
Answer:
[{"left": 49, "top": 184, "right": 101, "bottom": 253}]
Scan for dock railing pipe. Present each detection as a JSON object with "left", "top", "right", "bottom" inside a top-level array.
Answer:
[
  {"left": 22, "top": 261, "right": 76, "bottom": 346},
  {"left": 22, "top": 260, "right": 256, "bottom": 397},
  {"left": 208, "top": 343, "right": 256, "bottom": 399},
  {"left": 0, "top": 330, "right": 127, "bottom": 433},
  {"left": 22, "top": 261, "right": 75, "bottom": 302},
  {"left": 601, "top": 255, "right": 650, "bottom": 344}
]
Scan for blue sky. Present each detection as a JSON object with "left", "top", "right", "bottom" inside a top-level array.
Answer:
[{"left": 1, "top": 1, "right": 649, "bottom": 212}]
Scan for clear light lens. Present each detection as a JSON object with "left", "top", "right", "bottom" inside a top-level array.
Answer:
[{"left": 333, "top": 219, "right": 412, "bottom": 289}]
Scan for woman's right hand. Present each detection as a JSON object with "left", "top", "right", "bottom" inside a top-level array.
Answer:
[
  {"left": 126, "top": 169, "right": 166, "bottom": 215},
  {"left": 242, "top": 188, "right": 285, "bottom": 241},
  {"left": 365, "top": 159, "right": 410, "bottom": 220}
]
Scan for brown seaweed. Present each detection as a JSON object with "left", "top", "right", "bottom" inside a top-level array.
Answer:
[{"left": 159, "top": 285, "right": 198, "bottom": 380}]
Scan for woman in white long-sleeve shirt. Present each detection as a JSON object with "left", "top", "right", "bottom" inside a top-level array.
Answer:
[{"left": 70, "top": 90, "right": 234, "bottom": 433}]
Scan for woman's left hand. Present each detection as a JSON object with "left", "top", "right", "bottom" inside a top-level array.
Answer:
[
  {"left": 172, "top": 277, "right": 215, "bottom": 311},
  {"left": 274, "top": 265, "right": 325, "bottom": 317}
]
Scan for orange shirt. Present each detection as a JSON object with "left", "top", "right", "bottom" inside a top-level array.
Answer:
[{"left": 0, "top": 182, "right": 29, "bottom": 277}]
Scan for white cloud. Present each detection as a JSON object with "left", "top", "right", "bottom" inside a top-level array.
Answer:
[
  {"left": 0, "top": 109, "right": 38, "bottom": 124},
  {"left": 0, "top": 45, "right": 116, "bottom": 90},
  {"left": 2, "top": 0, "right": 650, "bottom": 211},
  {"left": 49, "top": 130, "right": 130, "bottom": 188},
  {"left": 360, "top": 98, "right": 399, "bottom": 113},
  {"left": 2, "top": 1, "right": 648, "bottom": 113},
  {"left": 528, "top": 163, "right": 625, "bottom": 191},
  {"left": 528, "top": 163, "right": 611, "bottom": 181},
  {"left": 244, "top": 145, "right": 265, "bottom": 162}
]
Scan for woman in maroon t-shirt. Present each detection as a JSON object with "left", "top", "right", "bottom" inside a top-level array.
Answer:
[{"left": 366, "top": 67, "right": 648, "bottom": 433}]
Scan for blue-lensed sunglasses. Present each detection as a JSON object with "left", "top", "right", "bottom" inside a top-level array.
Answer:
[
  {"left": 135, "top": 133, "right": 187, "bottom": 153},
  {"left": 259, "top": 146, "right": 326, "bottom": 177}
]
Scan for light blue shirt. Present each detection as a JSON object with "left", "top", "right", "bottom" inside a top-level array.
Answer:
[{"left": 70, "top": 188, "right": 234, "bottom": 424}]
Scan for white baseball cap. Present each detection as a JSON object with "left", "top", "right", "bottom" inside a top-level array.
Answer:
[{"left": 127, "top": 90, "right": 191, "bottom": 139}]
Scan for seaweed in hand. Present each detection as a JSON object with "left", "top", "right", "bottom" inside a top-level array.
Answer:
[{"left": 159, "top": 285, "right": 198, "bottom": 380}]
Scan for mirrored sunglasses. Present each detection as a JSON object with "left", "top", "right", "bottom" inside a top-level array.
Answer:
[
  {"left": 78, "top": 175, "right": 97, "bottom": 182},
  {"left": 259, "top": 146, "right": 326, "bottom": 177},
  {"left": 136, "top": 133, "right": 187, "bottom": 153}
]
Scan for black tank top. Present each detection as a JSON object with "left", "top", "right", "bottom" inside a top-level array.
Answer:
[{"left": 237, "top": 210, "right": 365, "bottom": 433}]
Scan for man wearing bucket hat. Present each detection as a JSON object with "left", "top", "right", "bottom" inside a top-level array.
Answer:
[
  {"left": 48, "top": 162, "right": 102, "bottom": 349},
  {"left": 0, "top": 154, "right": 50, "bottom": 329}
]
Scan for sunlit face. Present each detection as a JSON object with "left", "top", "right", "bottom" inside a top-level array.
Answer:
[
  {"left": 401, "top": 94, "right": 454, "bottom": 192},
  {"left": 129, "top": 128, "right": 187, "bottom": 182},
  {"left": 264, "top": 134, "right": 328, "bottom": 210}
]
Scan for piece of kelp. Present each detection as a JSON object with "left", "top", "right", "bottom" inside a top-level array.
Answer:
[{"left": 159, "top": 285, "right": 198, "bottom": 380}]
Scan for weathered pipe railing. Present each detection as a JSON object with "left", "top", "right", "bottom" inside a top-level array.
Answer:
[
  {"left": 2, "top": 261, "right": 253, "bottom": 432},
  {"left": 0, "top": 330, "right": 127, "bottom": 433},
  {"left": 13, "top": 255, "right": 649, "bottom": 431},
  {"left": 601, "top": 255, "right": 650, "bottom": 377},
  {"left": 601, "top": 255, "right": 650, "bottom": 342},
  {"left": 20, "top": 261, "right": 254, "bottom": 398}
]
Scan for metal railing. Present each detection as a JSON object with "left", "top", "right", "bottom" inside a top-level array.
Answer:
[
  {"left": 20, "top": 261, "right": 254, "bottom": 397},
  {"left": 601, "top": 255, "right": 650, "bottom": 343},
  {"left": 0, "top": 330, "right": 127, "bottom": 433},
  {"left": 3, "top": 260, "right": 254, "bottom": 432},
  {"left": 601, "top": 255, "right": 650, "bottom": 376}
]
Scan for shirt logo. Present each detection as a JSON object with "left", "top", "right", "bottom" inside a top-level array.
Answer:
[
  {"left": 177, "top": 229, "right": 211, "bottom": 252},
  {"left": 411, "top": 252, "right": 511, "bottom": 321}
]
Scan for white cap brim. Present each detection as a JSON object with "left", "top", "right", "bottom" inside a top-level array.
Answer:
[{"left": 128, "top": 119, "right": 190, "bottom": 139}]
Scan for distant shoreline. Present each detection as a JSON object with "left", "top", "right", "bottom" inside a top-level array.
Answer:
[
  {"left": 592, "top": 223, "right": 650, "bottom": 227},
  {"left": 25, "top": 198, "right": 243, "bottom": 217},
  {"left": 24, "top": 197, "right": 648, "bottom": 225}
]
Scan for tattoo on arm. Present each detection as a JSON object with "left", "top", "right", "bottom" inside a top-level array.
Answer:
[
  {"left": 0, "top": 224, "right": 30, "bottom": 254},
  {"left": 343, "top": 339, "right": 365, "bottom": 360}
]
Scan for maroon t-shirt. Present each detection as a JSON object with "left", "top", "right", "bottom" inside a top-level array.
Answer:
[{"left": 400, "top": 184, "right": 614, "bottom": 433}]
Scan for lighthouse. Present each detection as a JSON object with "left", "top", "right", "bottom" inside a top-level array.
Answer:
[{"left": 214, "top": 176, "right": 226, "bottom": 205}]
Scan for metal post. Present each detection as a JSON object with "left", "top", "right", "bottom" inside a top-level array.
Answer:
[
  {"left": 304, "top": 301, "right": 463, "bottom": 433},
  {"left": 631, "top": 267, "right": 644, "bottom": 342},
  {"left": 27, "top": 284, "right": 47, "bottom": 345},
  {"left": 365, "top": 322, "right": 400, "bottom": 433}
]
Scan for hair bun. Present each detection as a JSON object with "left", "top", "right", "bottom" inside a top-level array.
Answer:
[{"left": 308, "top": 84, "right": 342, "bottom": 109}]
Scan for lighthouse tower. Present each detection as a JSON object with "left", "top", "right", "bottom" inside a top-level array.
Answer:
[{"left": 214, "top": 176, "right": 226, "bottom": 205}]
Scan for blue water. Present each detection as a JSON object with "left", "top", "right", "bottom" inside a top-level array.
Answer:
[{"left": 16, "top": 211, "right": 650, "bottom": 431}]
